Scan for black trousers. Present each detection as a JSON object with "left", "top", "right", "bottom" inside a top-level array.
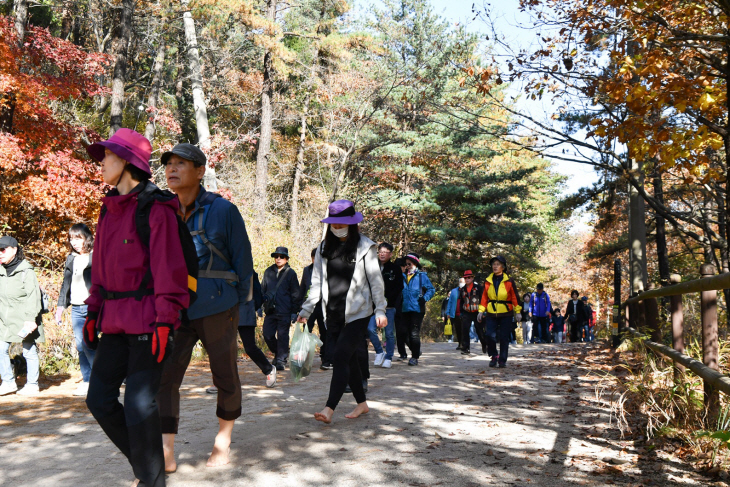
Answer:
[
  {"left": 395, "top": 313, "right": 408, "bottom": 358},
  {"left": 485, "top": 315, "right": 513, "bottom": 364},
  {"left": 460, "top": 311, "right": 484, "bottom": 351},
  {"left": 569, "top": 320, "right": 580, "bottom": 342},
  {"left": 401, "top": 311, "right": 425, "bottom": 359},
  {"left": 263, "top": 313, "right": 291, "bottom": 365},
  {"left": 238, "top": 326, "right": 274, "bottom": 375},
  {"left": 86, "top": 333, "right": 167, "bottom": 487},
  {"left": 325, "top": 317, "right": 369, "bottom": 410},
  {"left": 453, "top": 314, "right": 462, "bottom": 345},
  {"left": 307, "top": 303, "right": 327, "bottom": 360}
]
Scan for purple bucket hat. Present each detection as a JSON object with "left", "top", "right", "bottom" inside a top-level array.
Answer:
[
  {"left": 86, "top": 128, "right": 153, "bottom": 176},
  {"left": 321, "top": 199, "right": 363, "bottom": 225}
]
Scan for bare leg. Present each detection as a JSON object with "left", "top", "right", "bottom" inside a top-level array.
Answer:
[
  {"left": 130, "top": 480, "right": 140, "bottom": 487},
  {"left": 207, "top": 418, "right": 234, "bottom": 467},
  {"left": 314, "top": 407, "right": 334, "bottom": 424},
  {"left": 162, "top": 433, "right": 177, "bottom": 473},
  {"left": 345, "top": 402, "right": 369, "bottom": 419}
]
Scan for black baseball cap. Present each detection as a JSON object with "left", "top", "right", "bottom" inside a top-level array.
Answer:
[
  {"left": 161, "top": 143, "right": 207, "bottom": 167},
  {"left": 0, "top": 236, "right": 18, "bottom": 249}
]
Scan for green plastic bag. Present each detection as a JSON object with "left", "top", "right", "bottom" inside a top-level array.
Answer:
[{"left": 290, "top": 322, "right": 323, "bottom": 382}]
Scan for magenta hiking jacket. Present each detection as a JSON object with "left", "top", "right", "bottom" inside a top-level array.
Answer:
[{"left": 86, "top": 187, "right": 189, "bottom": 334}]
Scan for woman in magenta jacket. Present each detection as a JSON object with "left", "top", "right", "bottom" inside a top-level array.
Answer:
[{"left": 83, "top": 128, "right": 189, "bottom": 487}]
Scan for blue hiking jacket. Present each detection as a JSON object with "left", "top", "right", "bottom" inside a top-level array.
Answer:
[
  {"left": 446, "top": 287, "right": 460, "bottom": 318},
  {"left": 529, "top": 291, "right": 552, "bottom": 318},
  {"left": 185, "top": 187, "right": 254, "bottom": 323},
  {"left": 401, "top": 270, "right": 435, "bottom": 313}
]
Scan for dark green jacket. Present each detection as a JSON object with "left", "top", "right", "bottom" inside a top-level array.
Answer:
[{"left": 0, "top": 260, "right": 44, "bottom": 343}]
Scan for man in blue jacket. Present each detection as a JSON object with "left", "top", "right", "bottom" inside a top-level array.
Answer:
[
  {"left": 157, "top": 143, "right": 254, "bottom": 471},
  {"left": 261, "top": 247, "right": 302, "bottom": 371},
  {"left": 401, "top": 253, "right": 435, "bottom": 366},
  {"left": 530, "top": 283, "right": 552, "bottom": 343}
]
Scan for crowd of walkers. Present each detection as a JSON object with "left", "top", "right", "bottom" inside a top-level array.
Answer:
[{"left": 0, "top": 127, "right": 598, "bottom": 486}]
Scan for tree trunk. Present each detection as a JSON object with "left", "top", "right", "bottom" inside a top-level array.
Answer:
[
  {"left": 182, "top": 0, "right": 215, "bottom": 190},
  {"left": 2, "top": 0, "right": 27, "bottom": 132},
  {"left": 254, "top": 0, "right": 277, "bottom": 222},
  {"left": 14, "top": 0, "right": 28, "bottom": 45},
  {"left": 290, "top": 95, "right": 310, "bottom": 234},
  {"left": 628, "top": 157, "right": 648, "bottom": 295},
  {"left": 652, "top": 169, "right": 670, "bottom": 286},
  {"left": 144, "top": 43, "right": 166, "bottom": 144},
  {"left": 109, "top": 0, "right": 134, "bottom": 136}
]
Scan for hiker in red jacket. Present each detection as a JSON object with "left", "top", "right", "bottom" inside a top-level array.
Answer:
[{"left": 84, "top": 128, "right": 190, "bottom": 487}]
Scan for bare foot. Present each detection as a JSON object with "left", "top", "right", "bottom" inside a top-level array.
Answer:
[
  {"left": 314, "top": 407, "right": 334, "bottom": 424},
  {"left": 206, "top": 436, "right": 231, "bottom": 467},
  {"left": 345, "top": 402, "right": 369, "bottom": 419},
  {"left": 130, "top": 480, "right": 140, "bottom": 487}
]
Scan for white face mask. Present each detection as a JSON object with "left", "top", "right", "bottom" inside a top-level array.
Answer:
[
  {"left": 331, "top": 226, "right": 349, "bottom": 238},
  {"left": 459, "top": 282, "right": 465, "bottom": 288},
  {"left": 407, "top": 266, "right": 416, "bottom": 275}
]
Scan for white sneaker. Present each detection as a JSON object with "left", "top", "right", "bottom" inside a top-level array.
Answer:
[
  {"left": 381, "top": 359, "right": 392, "bottom": 368},
  {"left": 266, "top": 366, "right": 277, "bottom": 388},
  {"left": 0, "top": 381, "right": 18, "bottom": 395},
  {"left": 374, "top": 352, "right": 385, "bottom": 366},
  {"left": 73, "top": 382, "right": 89, "bottom": 397},
  {"left": 17, "top": 384, "right": 39, "bottom": 396}
]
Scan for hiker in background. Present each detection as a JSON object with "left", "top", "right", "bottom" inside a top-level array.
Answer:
[
  {"left": 446, "top": 277, "right": 464, "bottom": 347},
  {"left": 529, "top": 283, "right": 552, "bottom": 344},
  {"left": 157, "top": 143, "right": 257, "bottom": 473},
  {"left": 394, "top": 257, "right": 408, "bottom": 361},
  {"left": 366, "top": 242, "right": 403, "bottom": 369},
  {"left": 297, "top": 200, "right": 387, "bottom": 424},
  {"left": 477, "top": 256, "right": 521, "bottom": 368},
  {"left": 301, "top": 248, "right": 329, "bottom": 369},
  {"left": 261, "top": 247, "right": 301, "bottom": 371},
  {"left": 83, "top": 129, "right": 190, "bottom": 487},
  {"left": 582, "top": 297, "right": 594, "bottom": 342},
  {"left": 459, "top": 270, "right": 483, "bottom": 355},
  {"left": 552, "top": 308, "right": 566, "bottom": 344},
  {"left": 57, "top": 223, "right": 95, "bottom": 397},
  {"left": 565, "top": 290, "right": 588, "bottom": 342},
  {"left": 401, "top": 253, "right": 435, "bottom": 366},
  {"left": 0, "top": 236, "right": 43, "bottom": 396},
  {"left": 519, "top": 293, "right": 531, "bottom": 345}
]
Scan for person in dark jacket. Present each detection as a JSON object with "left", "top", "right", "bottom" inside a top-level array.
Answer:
[
  {"left": 366, "top": 242, "right": 403, "bottom": 369},
  {"left": 552, "top": 308, "right": 566, "bottom": 343},
  {"left": 565, "top": 290, "right": 588, "bottom": 342},
  {"left": 300, "top": 248, "right": 328, "bottom": 367},
  {"left": 401, "top": 253, "right": 435, "bottom": 366},
  {"left": 156, "top": 143, "right": 256, "bottom": 473},
  {"left": 83, "top": 129, "right": 190, "bottom": 487},
  {"left": 56, "top": 223, "right": 95, "bottom": 396},
  {"left": 394, "top": 257, "right": 407, "bottom": 360},
  {"left": 446, "top": 278, "right": 464, "bottom": 348},
  {"left": 262, "top": 247, "right": 301, "bottom": 370},
  {"left": 460, "top": 270, "right": 484, "bottom": 355}
]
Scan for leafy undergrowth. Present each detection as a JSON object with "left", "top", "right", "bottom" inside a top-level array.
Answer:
[{"left": 582, "top": 338, "right": 730, "bottom": 482}]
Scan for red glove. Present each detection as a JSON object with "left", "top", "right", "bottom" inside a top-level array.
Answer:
[
  {"left": 151, "top": 323, "right": 174, "bottom": 363},
  {"left": 83, "top": 312, "right": 99, "bottom": 350}
]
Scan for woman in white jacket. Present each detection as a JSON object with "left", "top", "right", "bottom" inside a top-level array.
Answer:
[{"left": 298, "top": 200, "right": 387, "bottom": 424}]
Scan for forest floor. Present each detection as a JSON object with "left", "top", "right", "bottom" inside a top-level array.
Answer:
[{"left": 0, "top": 340, "right": 722, "bottom": 487}]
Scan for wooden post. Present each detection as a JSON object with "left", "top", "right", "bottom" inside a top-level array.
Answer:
[
  {"left": 635, "top": 296, "right": 646, "bottom": 331},
  {"left": 700, "top": 264, "right": 719, "bottom": 425},
  {"left": 669, "top": 274, "right": 685, "bottom": 381},
  {"left": 644, "top": 285, "right": 661, "bottom": 343},
  {"left": 613, "top": 259, "right": 622, "bottom": 348}
]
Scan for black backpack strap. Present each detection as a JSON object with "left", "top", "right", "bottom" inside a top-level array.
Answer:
[{"left": 189, "top": 198, "right": 239, "bottom": 284}]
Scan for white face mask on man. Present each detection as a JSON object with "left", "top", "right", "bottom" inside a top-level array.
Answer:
[{"left": 330, "top": 226, "right": 349, "bottom": 238}]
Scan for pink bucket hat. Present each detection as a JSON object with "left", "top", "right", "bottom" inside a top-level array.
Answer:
[{"left": 86, "top": 128, "right": 152, "bottom": 176}]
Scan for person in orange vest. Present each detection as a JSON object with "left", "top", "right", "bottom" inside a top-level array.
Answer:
[{"left": 477, "top": 256, "right": 522, "bottom": 368}]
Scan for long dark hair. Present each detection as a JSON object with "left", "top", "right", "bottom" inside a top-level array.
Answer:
[
  {"left": 68, "top": 223, "right": 94, "bottom": 253},
  {"left": 321, "top": 224, "right": 360, "bottom": 261}
]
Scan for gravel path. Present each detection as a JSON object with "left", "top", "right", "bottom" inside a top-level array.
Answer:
[{"left": 0, "top": 341, "right": 715, "bottom": 486}]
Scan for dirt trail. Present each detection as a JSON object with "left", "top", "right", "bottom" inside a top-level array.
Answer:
[{"left": 0, "top": 341, "right": 716, "bottom": 486}]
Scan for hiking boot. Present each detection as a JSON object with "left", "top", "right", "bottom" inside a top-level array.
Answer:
[
  {"left": 408, "top": 358, "right": 418, "bottom": 366},
  {"left": 455, "top": 345, "right": 462, "bottom": 351},
  {"left": 489, "top": 357, "right": 498, "bottom": 367},
  {"left": 481, "top": 342, "right": 487, "bottom": 354},
  {"left": 498, "top": 362, "right": 507, "bottom": 368},
  {"left": 396, "top": 355, "right": 407, "bottom": 361},
  {"left": 382, "top": 359, "right": 392, "bottom": 368},
  {"left": 72, "top": 382, "right": 89, "bottom": 397},
  {"left": 374, "top": 352, "right": 385, "bottom": 366},
  {"left": 275, "top": 363, "right": 285, "bottom": 372},
  {"left": 461, "top": 349, "right": 471, "bottom": 355},
  {"left": 320, "top": 362, "right": 333, "bottom": 370},
  {"left": 206, "top": 386, "right": 218, "bottom": 394},
  {"left": 17, "top": 384, "right": 39, "bottom": 396},
  {"left": 266, "top": 367, "right": 277, "bottom": 388},
  {"left": 0, "top": 381, "right": 18, "bottom": 395}
]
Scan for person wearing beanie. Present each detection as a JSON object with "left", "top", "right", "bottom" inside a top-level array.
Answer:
[
  {"left": 83, "top": 128, "right": 190, "bottom": 487},
  {"left": 477, "top": 256, "right": 521, "bottom": 368},
  {"left": 297, "top": 200, "right": 387, "bottom": 424},
  {"left": 0, "top": 236, "right": 43, "bottom": 397},
  {"left": 400, "top": 252, "right": 435, "bottom": 366}
]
